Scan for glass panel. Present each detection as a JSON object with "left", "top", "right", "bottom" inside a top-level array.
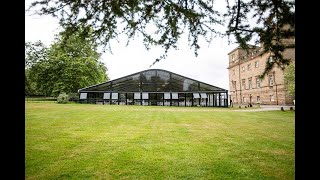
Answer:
[
  {"left": 157, "top": 70, "right": 170, "bottom": 81},
  {"left": 193, "top": 93, "right": 200, "bottom": 98},
  {"left": 142, "top": 93, "right": 149, "bottom": 99},
  {"left": 111, "top": 93, "right": 118, "bottom": 99},
  {"left": 141, "top": 100, "right": 149, "bottom": 106},
  {"left": 157, "top": 93, "right": 164, "bottom": 106},
  {"left": 142, "top": 70, "right": 156, "bottom": 81},
  {"left": 134, "top": 100, "right": 141, "bottom": 105},
  {"left": 80, "top": 69, "right": 227, "bottom": 93},
  {"left": 200, "top": 98, "right": 207, "bottom": 106},
  {"left": 199, "top": 83, "right": 221, "bottom": 91},
  {"left": 193, "top": 97, "right": 200, "bottom": 106},
  {"left": 208, "top": 94, "right": 214, "bottom": 106},
  {"left": 149, "top": 93, "right": 158, "bottom": 106},
  {"left": 183, "top": 79, "right": 198, "bottom": 91},
  {"left": 164, "top": 93, "right": 171, "bottom": 99},
  {"left": 164, "top": 100, "right": 170, "bottom": 106},
  {"left": 134, "top": 93, "right": 141, "bottom": 99},
  {"left": 200, "top": 93, "right": 207, "bottom": 98},
  {"left": 80, "top": 93, "right": 87, "bottom": 99},
  {"left": 126, "top": 93, "right": 134, "bottom": 105},
  {"left": 171, "top": 93, "right": 178, "bottom": 99},
  {"left": 170, "top": 74, "right": 184, "bottom": 92},
  {"left": 141, "top": 70, "right": 157, "bottom": 92},
  {"left": 113, "top": 74, "right": 140, "bottom": 92},
  {"left": 178, "top": 93, "right": 185, "bottom": 106},
  {"left": 119, "top": 93, "right": 126, "bottom": 105},
  {"left": 221, "top": 97, "right": 225, "bottom": 106},
  {"left": 87, "top": 92, "right": 103, "bottom": 99},
  {"left": 171, "top": 99, "right": 179, "bottom": 106},
  {"left": 216, "top": 94, "right": 220, "bottom": 106},
  {"left": 103, "top": 93, "right": 110, "bottom": 99},
  {"left": 86, "top": 82, "right": 112, "bottom": 91},
  {"left": 185, "top": 93, "right": 193, "bottom": 106}
]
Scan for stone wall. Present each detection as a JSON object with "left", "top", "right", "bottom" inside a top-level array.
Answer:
[{"left": 228, "top": 45, "right": 295, "bottom": 105}]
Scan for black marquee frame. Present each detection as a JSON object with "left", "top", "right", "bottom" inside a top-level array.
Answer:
[{"left": 78, "top": 69, "right": 228, "bottom": 107}]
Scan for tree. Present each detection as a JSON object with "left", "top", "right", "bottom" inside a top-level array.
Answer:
[
  {"left": 25, "top": 41, "right": 49, "bottom": 95},
  {"left": 25, "top": 28, "right": 108, "bottom": 97},
  {"left": 284, "top": 62, "right": 294, "bottom": 97},
  {"left": 28, "top": 0, "right": 294, "bottom": 77}
]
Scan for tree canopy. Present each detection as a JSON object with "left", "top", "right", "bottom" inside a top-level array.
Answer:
[
  {"left": 25, "top": 41, "right": 49, "bottom": 96},
  {"left": 28, "top": 0, "right": 295, "bottom": 77},
  {"left": 25, "top": 28, "right": 108, "bottom": 97}
]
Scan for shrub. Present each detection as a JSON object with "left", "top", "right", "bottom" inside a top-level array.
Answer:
[
  {"left": 68, "top": 93, "right": 79, "bottom": 102},
  {"left": 57, "top": 93, "right": 69, "bottom": 104}
]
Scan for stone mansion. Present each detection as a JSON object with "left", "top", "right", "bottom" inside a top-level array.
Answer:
[{"left": 227, "top": 41, "right": 295, "bottom": 105}]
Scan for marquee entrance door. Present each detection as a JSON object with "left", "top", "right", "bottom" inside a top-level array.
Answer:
[{"left": 149, "top": 93, "right": 164, "bottom": 106}]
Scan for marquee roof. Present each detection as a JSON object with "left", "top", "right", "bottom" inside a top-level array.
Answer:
[{"left": 78, "top": 69, "right": 227, "bottom": 93}]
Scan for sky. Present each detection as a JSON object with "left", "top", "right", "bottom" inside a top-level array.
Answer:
[{"left": 25, "top": 0, "right": 239, "bottom": 91}]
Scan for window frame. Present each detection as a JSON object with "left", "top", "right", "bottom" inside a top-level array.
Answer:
[
  {"left": 256, "top": 77, "right": 260, "bottom": 88},
  {"left": 242, "top": 79, "right": 246, "bottom": 90},
  {"left": 255, "top": 61, "right": 259, "bottom": 68},
  {"left": 268, "top": 74, "right": 274, "bottom": 86}
]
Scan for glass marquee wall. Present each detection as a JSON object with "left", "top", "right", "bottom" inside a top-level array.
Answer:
[{"left": 78, "top": 69, "right": 228, "bottom": 107}]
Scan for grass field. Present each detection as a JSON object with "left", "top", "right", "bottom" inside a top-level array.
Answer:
[{"left": 25, "top": 102, "right": 295, "bottom": 179}]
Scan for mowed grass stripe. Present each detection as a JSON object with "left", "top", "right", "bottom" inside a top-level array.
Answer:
[{"left": 26, "top": 102, "right": 294, "bottom": 179}]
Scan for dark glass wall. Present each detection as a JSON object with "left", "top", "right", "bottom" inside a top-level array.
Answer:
[{"left": 79, "top": 69, "right": 228, "bottom": 107}]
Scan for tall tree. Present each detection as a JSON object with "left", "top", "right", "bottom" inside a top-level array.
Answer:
[
  {"left": 25, "top": 28, "right": 108, "bottom": 97},
  {"left": 25, "top": 41, "right": 48, "bottom": 95},
  {"left": 28, "top": 0, "right": 294, "bottom": 77}
]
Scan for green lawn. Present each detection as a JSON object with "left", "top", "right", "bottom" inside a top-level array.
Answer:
[{"left": 25, "top": 102, "right": 295, "bottom": 179}]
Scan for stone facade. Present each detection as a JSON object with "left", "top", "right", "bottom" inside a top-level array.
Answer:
[{"left": 227, "top": 41, "right": 295, "bottom": 105}]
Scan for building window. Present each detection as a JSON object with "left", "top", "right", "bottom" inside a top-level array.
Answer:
[
  {"left": 233, "top": 81, "right": 237, "bottom": 90},
  {"left": 268, "top": 56, "right": 274, "bottom": 63},
  {"left": 242, "top": 79, "right": 246, "bottom": 90},
  {"left": 248, "top": 78, "right": 252, "bottom": 89},
  {"left": 257, "top": 96, "right": 260, "bottom": 103},
  {"left": 270, "top": 94, "right": 274, "bottom": 102},
  {"left": 247, "top": 63, "right": 251, "bottom": 71},
  {"left": 256, "top": 77, "right": 260, "bottom": 88},
  {"left": 269, "top": 74, "right": 274, "bottom": 86},
  {"left": 255, "top": 61, "right": 259, "bottom": 68},
  {"left": 242, "top": 66, "right": 245, "bottom": 72},
  {"left": 231, "top": 54, "right": 235, "bottom": 61}
]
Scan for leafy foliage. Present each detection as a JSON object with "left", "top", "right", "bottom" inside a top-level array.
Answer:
[
  {"left": 25, "top": 41, "right": 49, "bottom": 96},
  {"left": 225, "top": 0, "right": 295, "bottom": 77},
  {"left": 25, "top": 41, "right": 48, "bottom": 69},
  {"left": 284, "top": 62, "right": 294, "bottom": 97},
  {"left": 27, "top": 0, "right": 223, "bottom": 65},
  {"left": 57, "top": 93, "right": 69, "bottom": 104},
  {"left": 68, "top": 93, "right": 79, "bottom": 102},
  {"left": 25, "top": 27, "right": 108, "bottom": 96},
  {"left": 28, "top": 0, "right": 294, "bottom": 77}
]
